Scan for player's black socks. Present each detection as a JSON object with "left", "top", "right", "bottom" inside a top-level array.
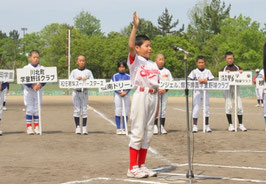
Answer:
[
  {"left": 74, "top": 117, "right": 80, "bottom": 127},
  {"left": 226, "top": 114, "right": 232, "bottom": 124},
  {"left": 3, "top": 101, "right": 6, "bottom": 107},
  {"left": 83, "top": 118, "right": 87, "bottom": 127},
  {"left": 154, "top": 119, "right": 158, "bottom": 126},
  {"left": 160, "top": 118, "right": 165, "bottom": 127},
  {"left": 193, "top": 118, "right": 197, "bottom": 125},
  {"left": 238, "top": 115, "right": 243, "bottom": 124},
  {"left": 205, "top": 117, "right": 209, "bottom": 125},
  {"left": 261, "top": 100, "right": 264, "bottom": 104},
  {"left": 258, "top": 99, "right": 261, "bottom": 105}
]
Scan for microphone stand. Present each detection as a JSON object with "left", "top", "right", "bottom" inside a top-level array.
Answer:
[{"left": 184, "top": 53, "right": 194, "bottom": 183}]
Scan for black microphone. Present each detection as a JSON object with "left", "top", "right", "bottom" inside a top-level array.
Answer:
[{"left": 172, "top": 45, "right": 190, "bottom": 55}]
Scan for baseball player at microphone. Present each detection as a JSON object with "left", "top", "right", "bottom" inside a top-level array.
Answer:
[
  {"left": 153, "top": 54, "right": 173, "bottom": 134},
  {"left": 126, "top": 11, "right": 160, "bottom": 178}
]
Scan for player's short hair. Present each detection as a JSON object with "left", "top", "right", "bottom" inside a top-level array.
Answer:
[
  {"left": 77, "top": 54, "right": 86, "bottom": 60},
  {"left": 196, "top": 56, "right": 206, "bottom": 62},
  {"left": 117, "top": 60, "right": 127, "bottom": 69},
  {"left": 225, "top": 51, "right": 234, "bottom": 58},
  {"left": 29, "top": 50, "right": 40, "bottom": 57},
  {"left": 155, "top": 54, "right": 165, "bottom": 60},
  {"left": 135, "top": 35, "right": 150, "bottom": 46}
]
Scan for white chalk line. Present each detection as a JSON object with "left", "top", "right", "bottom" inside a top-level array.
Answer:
[
  {"left": 173, "top": 108, "right": 262, "bottom": 115},
  {"left": 171, "top": 163, "right": 266, "bottom": 171},
  {"left": 218, "top": 150, "right": 266, "bottom": 153},
  {"left": 61, "top": 177, "right": 175, "bottom": 184},
  {"left": 160, "top": 173, "right": 266, "bottom": 183},
  {"left": 86, "top": 105, "right": 266, "bottom": 183}
]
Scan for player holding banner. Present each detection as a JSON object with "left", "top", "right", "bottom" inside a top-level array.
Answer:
[
  {"left": 220, "top": 51, "right": 247, "bottom": 132},
  {"left": 111, "top": 60, "right": 130, "bottom": 135},
  {"left": 70, "top": 55, "right": 94, "bottom": 135},
  {"left": 23, "top": 50, "right": 46, "bottom": 135},
  {"left": 154, "top": 54, "right": 173, "bottom": 134},
  {"left": 188, "top": 56, "right": 214, "bottom": 133},
  {"left": 127, "top": 11, "right": 159, "bottom": 178}
]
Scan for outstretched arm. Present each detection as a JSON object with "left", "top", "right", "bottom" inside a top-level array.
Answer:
[{"left": 128, "top": 11, "right": 139, "bottom": 58}]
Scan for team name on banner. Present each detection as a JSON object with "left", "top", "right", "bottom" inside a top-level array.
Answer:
[
  {"left": 99, "top": 81, "right": 133, "bottom": 92},
  {"left": 256, "top": 78, "right": 266, "bottom": 88},
  {"left": 59, "top": 79, "right": 106, "bottom": 88},
  {"left": 219, "top": 71, "right": 252, "bottom": 85},
  {"left": 159, "top": 80, "right": 230, "bottom": 90},
  {"left": 0, "top": 69, "right": 14, "bottom": 82},
  {"left": 17, "top": 67, "right": 57, "bottom": 84}
]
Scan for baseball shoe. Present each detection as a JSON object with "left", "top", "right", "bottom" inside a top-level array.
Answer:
[
  {"left": 228, "top": 124, "right": 235, "bottom": 132},
  {"left": 192, "top": 125, "right": 198, "bottom": 133},
  {"left": 140, "top": 164, "right": 157, "bottom": 177},
  {"left": 121, "top": 129, "right": 126, "bottom": 135},
  {"left": 75, "top": 126, "right": 81, "bottom": 134},
  {"left": 127, "top": 165, "right": 148, "bottom": 178},
  {"left": 0, "top": 130, "right": 2, "bottom": 136},
  {"left": 34, "top": 126, "right": 40, "bottom": 135},
  {"left": 161, "top": 125, "right": 167, "bottom": 134},
  {"left": 27, "top": 126, "right": 34, "bottom": 135},
  {"left": 82, "top": 126, "right": 88, "bottom": 135},
  {"left": 117, "top": 129, "right": 123, "bottom": 135},
  {"left": 205, "top": 125, "right": 212, "bottom": 132},
  {"left": 261, "top": 104, "right": 264, "bottom": 107},
  {"left": 153, "top": 125, "right": 158, "bottom": 134},
  {"left": 239, "top": 124, "right": 247, "bottom": 132},
  {"left": 3, "top": 106, "right": 7, "bottom": 111},
  {"left": 256, "top": 104, "right": 260, "bottom": 107}
]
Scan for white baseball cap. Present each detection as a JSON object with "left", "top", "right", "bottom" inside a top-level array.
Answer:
[{"left": 256, "top": 69, "right": 260, "bottom": 72}]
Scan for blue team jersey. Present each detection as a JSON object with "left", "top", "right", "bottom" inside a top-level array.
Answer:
[
  {"left": 1, "top": 82, "right": 8, "bottom": 91},
  {"left": 111, "top": 72, "right": 130, "bottom": 94}
]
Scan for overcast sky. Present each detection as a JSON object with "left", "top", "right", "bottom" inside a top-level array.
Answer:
[{"left": 0, "top": 0, "right": 265, "bottom": 37}]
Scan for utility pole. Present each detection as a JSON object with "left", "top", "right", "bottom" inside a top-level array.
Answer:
[{"left": 21, "top": 27, "right": 27, "bottom": 57}]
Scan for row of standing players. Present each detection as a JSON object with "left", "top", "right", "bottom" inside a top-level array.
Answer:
[
  {"left": 1, "top": 53, "right": 265, "bottom": 136},
  {"left": 0, "top": 12, "right": 265, "bottom": 179}
]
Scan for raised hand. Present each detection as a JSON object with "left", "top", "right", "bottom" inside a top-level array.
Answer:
[{"left": 133, "top": 11, "right": 139, "bottom": 28}]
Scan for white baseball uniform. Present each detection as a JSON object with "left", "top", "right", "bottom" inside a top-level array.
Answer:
[
  {"left": 128, "top": 54, "right": 160, "bottom": 150},
  {"left": 259, "top": 69, "right": 266, "bottom": 116},
  {"left": 70, "top": 68, "right": 94, "bottom": 118},
  {"left": 220, "top": 64, "right": 243, "bottom": 115},
  {"left": 0, "top": 83, "right": 6, "bottom": 120},
  {"left": 158, "top": 67, "right": 173, "bottom": 118},
  {"left": 188, "top": 68, "right": 214, "bottom": 118},
  {"left": 111, "top": 72, "right": 131, "bottom": 116},
  {"left": 23, "top": 63, "right": 43, "bottom": 116},
  {"left": 254, "top": 74, "right": 263, "bottom": 100}
]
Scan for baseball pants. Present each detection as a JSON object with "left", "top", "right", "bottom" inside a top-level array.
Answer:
[
  {"left": 192, "top": 90, "right": 210, "bottom": 118},
  {"left": 114, "top": 93, "right": 130, "bottom": 116},
  {"left": 255, "top": 88, "right": 263, "bottom": 100},
  {"left": 72, "top": 90, "right": 88, "bottom": 118},
  {"left": 158, "top": 92, "right": 168, "bottom": 118},
  {"left": 129, "top": 88, "right": 158, "bottom": 150},
  {"left": 24, "top": 88, "right": 42, "bottom": 116},
  {"left": 224, "top": 86, "right": 243, "bottom": 115}
]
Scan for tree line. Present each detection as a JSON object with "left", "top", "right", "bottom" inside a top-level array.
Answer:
[{"left": 0, "top": 0, "right": 265, "bottom": 79}]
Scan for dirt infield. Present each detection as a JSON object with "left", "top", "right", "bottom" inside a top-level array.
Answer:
[{"left": 0, "top": 95, "right": 266, "bottom": 184}]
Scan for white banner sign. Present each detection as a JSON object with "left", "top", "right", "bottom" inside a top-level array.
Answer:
[
  {"left": 219, "top": 71, "right": 252, "bottom": 85},
  {"left": 59, "top": 79, "right": 106, "bottom": 89},
  {"left": 160, "top": 80, "right": 230, "bottom": 90},
  {"left": 256, "top": 78, "right": 266, "bottom": 88},
  {"left": 17, "top": 67, "right": 57, "bottom": 84},
  {"left": 99, "top": 81, "right": 133, "bottom": 92},
  {"left": 0, "top": 69, "right": 14, "bottom": 82}
]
